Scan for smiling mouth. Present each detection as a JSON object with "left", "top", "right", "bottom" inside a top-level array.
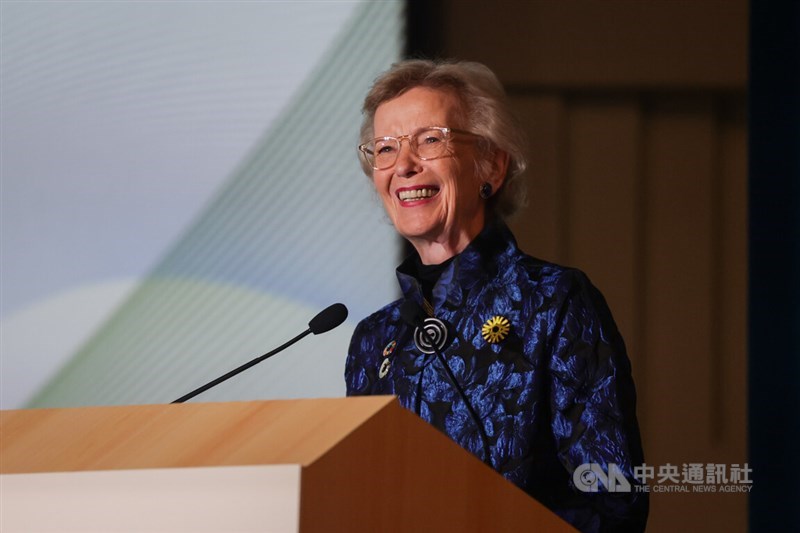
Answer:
[{"left": 397, "top": 187, "right": 440, "bottom": 202}]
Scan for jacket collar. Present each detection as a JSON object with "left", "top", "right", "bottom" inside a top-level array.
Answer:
[{"left": 396, "top": 220, "right": 519, "bottom": 311}]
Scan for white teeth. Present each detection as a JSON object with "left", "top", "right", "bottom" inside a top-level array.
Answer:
[{"left": 399, "top": 188, "right": 438, "bottom": 201}]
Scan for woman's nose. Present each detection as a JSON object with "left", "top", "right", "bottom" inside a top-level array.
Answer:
[{"left": 394, "top": 140, "right": 418, "bottom": 178}]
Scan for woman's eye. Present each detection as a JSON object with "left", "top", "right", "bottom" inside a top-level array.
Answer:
[
  {"left": 376, "top": 144, "right": 396, "bottom": 155},
  {"left": 422, "top": 135, "right": 442, "bottom": 144}
]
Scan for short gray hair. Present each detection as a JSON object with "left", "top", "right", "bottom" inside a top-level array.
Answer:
[{"left": 359, "top": 59, "right": 528, "bottom": 219}]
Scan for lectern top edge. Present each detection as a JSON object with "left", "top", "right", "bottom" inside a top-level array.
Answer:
[{"left": 0, "top": 396, "right": 398, "bottom": 474}]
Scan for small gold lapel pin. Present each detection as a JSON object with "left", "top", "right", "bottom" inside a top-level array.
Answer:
[{"left": 482, "top": 316, "right": 510, "bottom": 344}]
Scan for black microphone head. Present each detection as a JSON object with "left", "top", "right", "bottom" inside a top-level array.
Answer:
[
  {"left": 308, "top": 303, "right": 348, "bottom": 335},
  {"left": 399, "top": 299, "right": 426, "bottom": 328}
]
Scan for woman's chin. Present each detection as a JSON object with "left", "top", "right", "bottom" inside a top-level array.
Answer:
[{"left": 394, "top": 220, "right": 443, "bottom": 244}]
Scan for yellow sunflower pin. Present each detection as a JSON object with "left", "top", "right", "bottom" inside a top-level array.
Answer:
[{"left": 482, "top": 316, "right": 510, "bottom": 343}]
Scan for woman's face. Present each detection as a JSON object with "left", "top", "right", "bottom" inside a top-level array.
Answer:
[{"left": 372, "top": 87, "right": 488, "bottom": 257}]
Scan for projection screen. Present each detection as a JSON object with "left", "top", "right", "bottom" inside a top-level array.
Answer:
[{"left": 1, "top": 1, "right": 404, "bottom": 407}]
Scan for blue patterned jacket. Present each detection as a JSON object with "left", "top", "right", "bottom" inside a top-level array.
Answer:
[{"left": 345, "top": 222, "right": 648, "bottom": 532}]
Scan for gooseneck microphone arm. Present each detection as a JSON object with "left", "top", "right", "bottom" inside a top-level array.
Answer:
[
  {"left": 172, "top": 303, "right": 348, "bottom": 404},
  {"left": 171, "top": 329, "right": 311, "bottom": 404},
  {"left": 400, "top": 300, "right": 493, "bottom": 467}
]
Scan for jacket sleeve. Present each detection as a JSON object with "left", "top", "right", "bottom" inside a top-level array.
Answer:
[
  {"left": 547, "top": 270, "right": 648, "bottom": 532},
  {"left": 345, "top": 320, "right": 371, "bottom": 396}
]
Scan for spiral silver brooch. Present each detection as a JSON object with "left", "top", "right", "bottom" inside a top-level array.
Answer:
[{"left": 413, "top": 317, "right": 449, "bottom": 354}]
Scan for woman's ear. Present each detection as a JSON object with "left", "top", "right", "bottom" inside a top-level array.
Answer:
[{"left": 489, "top": 149, "right": 510, "bottom": 190}]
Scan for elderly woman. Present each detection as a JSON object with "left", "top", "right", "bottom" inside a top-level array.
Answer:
[{"left": 345, "top": 60, "right": 647, "bottom": 532}]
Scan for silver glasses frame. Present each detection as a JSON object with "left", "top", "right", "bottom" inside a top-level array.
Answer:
[{"left": 358, "top": 126, "right": 479, "bottom": 170}]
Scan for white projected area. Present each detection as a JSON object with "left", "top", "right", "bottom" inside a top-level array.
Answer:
[{"left": 1, "top": 1, "right": 403, "bottom": 407}]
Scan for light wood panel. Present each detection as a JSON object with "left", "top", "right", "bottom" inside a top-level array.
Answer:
[
  {"left": 0, "top": 396, "right": 396, "bottom": 473},
  {"left": 300, "top": 398, "right": 574, "bottom": 532}
]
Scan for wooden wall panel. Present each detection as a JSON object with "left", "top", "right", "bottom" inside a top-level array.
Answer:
[
  {"left": 640, "top": 97, "right": 721, "bottom": 532},
  {"left": 508, "top": 94, "right": 566, "bottom": 262},
  {"left": 563, "top": 96, "right": 642, "bottom": 371},
  {"left": 441, "top": 2, "right": 748, "bottom": 531},
  {"left": 711, "top": 99, "right": 749, "bottom": 526},
  {"left": 504, "top": 90, "right": 747, "bottom": 533},
  {"left": 718, "top": 100, "right": 747, "bottom": 453},
  {"left": 641, "top": 97, "right": 716, "bottom": 457},
  {"left": 443, "top": 0, "right": 747, "bottom": 89}
]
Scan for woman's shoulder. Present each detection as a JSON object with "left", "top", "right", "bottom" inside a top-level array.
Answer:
[
  {"left": 352, "top": 298, "right": 403, "bottom": 333},
  {"left": 507, "top": 250, "right": 594, "bottom": 294},
  {"left": 488, "top": 223, "right": 594, "bottom": 287},
  {"left": 509, "top": 251, "right": 620, "bottom": 336},
  {"left": 502, "top": 250, "right": 617, "bottom": 327}
]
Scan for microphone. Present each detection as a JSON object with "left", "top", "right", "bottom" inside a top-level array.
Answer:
[
  {"left": 172, "top": 303, "right": 349, "bottom": 404},
  {"left": 309, "top": 302, "right": 348, "bottom": 334},
  {"left": 399, "top": 300, "right": 492, "bottom": 466}
]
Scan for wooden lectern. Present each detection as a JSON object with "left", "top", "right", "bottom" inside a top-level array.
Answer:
[{"left": 1, "top": 396, "right": 573, "bottom": 532}]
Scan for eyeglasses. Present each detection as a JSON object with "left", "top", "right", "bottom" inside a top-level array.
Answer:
[{"left": 358, "top": 126, "right": 479, "bottom": 170}]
